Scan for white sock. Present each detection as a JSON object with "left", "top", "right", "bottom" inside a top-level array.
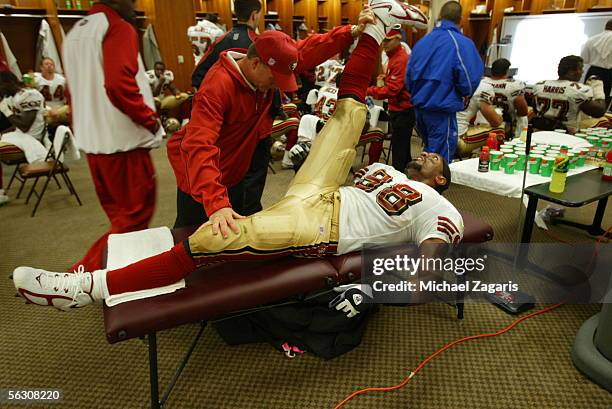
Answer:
[
  {"left": 91, "top": 269, "right": 110, "bottom": 301},
  {"left": 363, "top": 19, "right": 386, "bottom": 45}
]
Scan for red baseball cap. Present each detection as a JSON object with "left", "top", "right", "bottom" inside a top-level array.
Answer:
[{"left": 253, "top": 31, "right": 298, "bottom": 92}]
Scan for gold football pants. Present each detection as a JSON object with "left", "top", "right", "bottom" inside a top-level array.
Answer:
[
  {"left": 187, "top": 98, "right": 367, "bottom": 265},
  {"left": 456, "top": 124, "right": 505, "bottom": 158}
]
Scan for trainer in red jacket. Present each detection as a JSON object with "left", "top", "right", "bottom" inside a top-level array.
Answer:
[
  {"left": 366, "top": 27, "right": 416, "bottom": 172},
  {"left": 168, "top": 22, "right": 368, "bottom": 233}
]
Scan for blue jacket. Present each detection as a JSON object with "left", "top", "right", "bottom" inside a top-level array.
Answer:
[{"left": 406, "top": 20, "right": 483, "bottom": 113}]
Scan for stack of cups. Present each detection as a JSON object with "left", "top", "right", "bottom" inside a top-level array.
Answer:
[
  {"left": 490, "top": 150, "right": 503, "bottom": 171},
  {"left": 539, "top": 156, "right": 555, "bottom": 177},
  {"left": 528, "top": 154, "right": 542, "bottom": 174},
  {"left": 502, "top": 153, "right": 518, "bottom": 174}
]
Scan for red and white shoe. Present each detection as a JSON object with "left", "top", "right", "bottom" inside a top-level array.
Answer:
[
  {"left": 369, "top": 0, "right": 428, "bottom": 30},
  {"left": 13, "top": 265, "right": 95, "bottom": 311}
]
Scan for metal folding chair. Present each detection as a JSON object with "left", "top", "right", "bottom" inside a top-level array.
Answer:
[{"left": 17, "top": 129, "right": 82, "bottom": 217}]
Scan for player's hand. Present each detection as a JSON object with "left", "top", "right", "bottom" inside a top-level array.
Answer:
[
  {"left": 209, "top": 207, "right": 245, "bottom": 238},
  {"left": 0, "top": 97, "right": 12, "bottom": 118},
  {"left": 354, "top": 6, "right": 375, "bottom": 37},
  {"left": 586, "top": 76, "right": 605, "bottom": 100}
]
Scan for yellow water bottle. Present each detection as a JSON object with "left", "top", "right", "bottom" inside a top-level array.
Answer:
[{"left": 549, "top": 145, "right": 569, "bottom": 193}]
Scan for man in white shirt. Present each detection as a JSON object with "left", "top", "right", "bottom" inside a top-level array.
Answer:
[
  {"left": 34, "top": 57, "right": 69, "bottom": 125},
  {"left": 581, "top": 19, "right": 611, "bottom": 108},
  {"left": 455, "top": 79, "right": 503, "bottom": 157},
  {"left": 0, "top": 71, "right": 48, "bottom": 163},
  {"left": 531, "top": 55, "right": 606, "bottom": 133}
]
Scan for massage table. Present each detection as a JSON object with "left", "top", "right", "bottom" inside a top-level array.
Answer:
[{"left": 103, "top": 210, "right": 493, "bottom": 409}]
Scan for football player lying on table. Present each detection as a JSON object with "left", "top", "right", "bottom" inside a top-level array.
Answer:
[{"left": 12, "top": 0, "right": 458, "bottom": 314}]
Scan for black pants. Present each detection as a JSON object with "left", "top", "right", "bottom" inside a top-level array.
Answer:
[
  {"left": 173, "top": 137, "right": 272, "bottom": 228},
  {"left": 585, "top": 65, "right": 612, "bottom": 109},
  {"left": 389, "top": 108, "right": 416, "bottom": 172}
]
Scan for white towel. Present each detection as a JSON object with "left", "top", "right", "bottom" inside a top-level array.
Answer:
[
  {"left": 53, "top": 125, "right": 80, "bottom": 162},
  {"left": 1, "top": 131, "right": 47, "bottom": 163},
  {"left": 36, "top": 20, "right": 63, "bottom": 74},
  {"left": 0, "top": 31, "right": 21, "bottom": 78},
  {"left": 105, "top": 227, "right": 186, "bottom": 307}
]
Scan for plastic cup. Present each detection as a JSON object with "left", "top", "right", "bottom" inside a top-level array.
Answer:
[
  {"left": 528, "top": 154, "right": 542, "bottom": 174},
  {"left": 501, "top": 148, "right": 514, "bottom": 156},
  {"left": 554, "top": 129, "right": 567, "bottom": 133},
  {"left": 489, "top": 150, "right": 503, "bottom": 171},
  {"left": 586, "top": 136, "right": 599, "bottom": 147},
  {"left": 516, "top": 153, "right": 527, "bottom": 171},
  {"left": 602, "top": 138, "right": 611, "bottom": 150},
  {"left": 575, "top": 133, "right": 587, "bottom": 139},
  {"left": 532, "top": 149, "right": 546, "bottom": 156},
  {"left": 567, "top": 153, "right": 576, "bottom": 169},
  {"left": 572, "top": 149, "right": 586, "bottom": 167},
  {"left": 540, "top": 156, "right": 555, "bottom": 177},
  {"left": 504, "top": 153, "right": 518, "bottom": 174}
]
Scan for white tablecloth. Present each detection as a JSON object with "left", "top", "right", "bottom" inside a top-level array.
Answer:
[{"left": 450, "top": 159, "right": 596, "bottom": 198}]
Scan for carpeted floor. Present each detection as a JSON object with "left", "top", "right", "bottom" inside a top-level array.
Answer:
[{"left": 0, "top": 140, "right": 610, "bottom": 409}]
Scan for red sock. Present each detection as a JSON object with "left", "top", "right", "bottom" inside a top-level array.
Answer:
[
  {"left": 106, "top": 242, "right": 196, "bottom": 295},
  {"left": 338, "top": 34, "right": 380, "bottom": 102}
]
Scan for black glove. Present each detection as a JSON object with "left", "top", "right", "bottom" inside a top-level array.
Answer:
[
  {"left": 329, "top": 284, "right": 373, "bottom": 318},
  {"left": 288, "top": 141, "right": 311, "bottom": 167}
]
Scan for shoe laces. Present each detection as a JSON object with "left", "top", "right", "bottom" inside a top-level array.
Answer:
[{"left": 41, "top": 265, "right": 90, "bottom": 302}]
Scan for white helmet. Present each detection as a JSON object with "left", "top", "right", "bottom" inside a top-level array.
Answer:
[{"left": 187, "top": 20, "right": 224, "bottom": 63}]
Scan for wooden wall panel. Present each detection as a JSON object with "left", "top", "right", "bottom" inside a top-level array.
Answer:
[
  {"left": 145, "top": 0, "right": 196, "bottom": 91},
  {"left": 0, "top": 16, "right": 42, "bottom": 72},
  {"left": 208, "top": 0, "right": 232, "bottom": 29},
  {"left": 294, "top": 0, "right": 318, "bottom": 32}
]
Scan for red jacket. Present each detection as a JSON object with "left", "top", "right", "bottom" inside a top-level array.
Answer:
[
  {"left": 367, "top": 45, "right": 412, "bottom": 112},
  {"left": 167, "top": 25, "right": 354, "bottom": 216}
]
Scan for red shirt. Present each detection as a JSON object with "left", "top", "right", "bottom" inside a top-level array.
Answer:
[
  {"left": 167, "top": 25, "right": 354, "bottom": 216},
  {"left": 367, "top": 45, "right": 412, "bottom": 112}
]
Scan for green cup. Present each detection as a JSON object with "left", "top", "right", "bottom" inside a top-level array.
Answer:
[
  {"left": 567, "top": 153, "right": 576, "bottom": 170},
  {"left": 540, "top": 156, "right": 555, "bottom": 177},
  {"left": 532, "top": 149, "right": 546, "bottom": 156},
  {"left": 554, "top": 129, "right": 567, "bottom": 134},
  {"left": 572, "top": 149, "right": 586, "bottom": 167},
  {"left": 586, "top": 136, "right": 599, "bottom": 147},
  {"left": 575, "top": 133, "right": 587, "bottom": 139},
  {"left": 528, "top": 154, "right": 542, "bottom": 174},
  {"left": 504, "top": 153, "right": 518, "bottom": 174},
  {"left": 516, "top": 153, "right": 527, "bottom": 171},
  {"left": 490, "top": 150, "right": 503, "bottom": 171},
  {"left": 602, "top": 138, "right": 611, "bottom": 150}
]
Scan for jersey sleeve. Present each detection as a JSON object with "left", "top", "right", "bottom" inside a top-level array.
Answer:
[
  {"left": 17, "top": 90, "right": 45, "bottom": 112},
  {"left": 569, "top": 83, "right": 593, "bottom": 105},
  {"left": 414, "top": 208, "right": 464, "bottom": 246},
  {"left": 478, "top": 82, "right": 495, "bottom": 105},
  {"left": 510, "top": 81, "right": 525, "bottom": 97}
]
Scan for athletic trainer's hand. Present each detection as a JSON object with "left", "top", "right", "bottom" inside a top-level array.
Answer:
[
  {"left": 355, "top": 6, "right": 375, "bottom": 36},
  {"left": 209, "top": 207, "right": 244, "bottom": 238}
]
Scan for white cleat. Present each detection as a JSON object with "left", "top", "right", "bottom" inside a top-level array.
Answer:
[
  {"left": 368, "top": 0, "right": 429, "bottom": 30},
  {"left": 13, "top": 266, "right": 94, "bottom": 311}
]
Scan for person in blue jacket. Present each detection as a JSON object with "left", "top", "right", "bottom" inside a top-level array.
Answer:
[{"left": 405, "top": 1, "right": 483, "bottom": 162}]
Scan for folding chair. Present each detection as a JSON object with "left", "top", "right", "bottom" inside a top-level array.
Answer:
[
  {"left": 0, "top": 142, "right": 27, "bottom": 192},
  {"left": 17, "top": 128, "right": 82, "bottom": 217}
]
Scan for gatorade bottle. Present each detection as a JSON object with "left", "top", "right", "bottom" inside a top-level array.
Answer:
[
  {"left": 478, "top": 146, "right": 490, "bottom": 172},
  {"left": 549, "top": 145, "right": 569, "bottom": 193},
  {"left": 603, "top": 149, "right": 612, "bottom": 182},
  {"left": 64, "top": 0, "right": 72, "bottom": 9},
  {"left": 75, "top": 0, "right": 82, "bottom": 9},
  {"left": 519, "top": 126, "right": 528, "bottom": 142},
  {"left": 486, "top": 132, "right": 498, "bottom": 151}
]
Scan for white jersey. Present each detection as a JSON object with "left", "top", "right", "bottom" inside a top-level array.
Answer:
[
  {"left": 306, "top": 85, "right": 338, "bottom": 121},
  {"left": 314, "top": 60, "right": 344, "bottom": 87},
  {"left": 532, "top": 79, "right": 593, "bottom": 132},
  {"left": 338, "top": 163, "right": 464, "bottom": 255},
  {"left": 482, "top": 77, "right": 525, "bottom": 121},
  {"left": 146, "top": 69, "right": 174, "bottom": 96},
  {"left": 456, "top": 80, "right": 495, "bottom": 136},
  {"left": 7, "top": 88, "right": 46, "bottom": 138},
  {"left": 33, "top": 72, "right": 66, "bottom": 109}
]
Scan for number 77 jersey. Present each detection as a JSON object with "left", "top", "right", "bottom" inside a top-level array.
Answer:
[
  {"left": 532, "top": 79, "right": 593, "bottom": 131},
  {"left": 337, "top": 163, "right": 464, "bottom": 255}
]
